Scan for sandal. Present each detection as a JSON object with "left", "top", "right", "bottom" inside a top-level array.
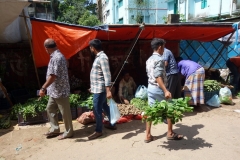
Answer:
[
  {"left": 57, "top": 134, "right": 73, "bottom": 140},
  {"left": 144, "top": 135, "right": 157, "bottom": 143},
  {"left": 167, "top": 132, "right": 183, "bottom": 140},
  {"left": 44, "top": 132, "right": 60, "bottom": 137}
]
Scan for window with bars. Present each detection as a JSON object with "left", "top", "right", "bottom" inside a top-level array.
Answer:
[
  {"left": 119, "top": 0, "right": 123, "bottom": 7},
  {"left": 119, "top": 18, "right": 123, "bottom": 24},
  {"left": 201, "top": 0, "right": 207, "bottom": 9}
]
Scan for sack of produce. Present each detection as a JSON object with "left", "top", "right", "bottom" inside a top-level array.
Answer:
[
  {"left": 76, "top": 111, "right": 95, "bottom": 125},
  {"left": 206, "top": 94, "right": 221, "bottom": 107},
  {"left": 135, "top": 85, "right": 148, "bottom": 100},
  {"left": 219, "top": 87, "right": 233, "bottom": 105}
]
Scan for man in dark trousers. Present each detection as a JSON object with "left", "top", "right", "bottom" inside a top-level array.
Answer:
[
  {"left": 163, "top": 48, "right": 182, "bottom": 99},
  {"left": 88, "top": 39, "right": 116, "bottom": 140},
  {"left": 39, "top": 38, "right": 73, "bottom": 140},
  {"left": 226, "top": 56, "right": 240, "bottom": 95}
]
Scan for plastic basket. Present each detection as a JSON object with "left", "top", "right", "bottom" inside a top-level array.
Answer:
[
  {"left": 18, "top": 111, "right": 48, "bottom": 126},
  {"left": 77, "top": 106, "right": 91, "bottom": 117},
  {"left": 204, "top": 90, "right": 219, "bottom": 103}
]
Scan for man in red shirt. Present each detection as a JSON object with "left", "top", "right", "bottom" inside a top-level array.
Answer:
[{"left": 226, "top": 56, "right": 240, "bottom": 95}]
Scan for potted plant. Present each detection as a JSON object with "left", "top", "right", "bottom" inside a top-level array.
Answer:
[{"left": 11, "top": 96, "right": 49, "bottom": 125}]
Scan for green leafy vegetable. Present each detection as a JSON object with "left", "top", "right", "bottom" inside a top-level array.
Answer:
[{"left": 142, "top": 97, "right": 193, "bottom": 125}]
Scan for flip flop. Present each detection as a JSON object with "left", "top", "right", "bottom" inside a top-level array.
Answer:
[
  {"left": 57, "top": 134, "right": 73, "bottom": 140},
  {"left": 144, "top": 136, "right": 156, "bottom": 143},
  {"left": 44, "top": 132, "right": 60, "bottom": 137},
  {"left": 167, "top": 133, "right": 183, "bottom": 140}
]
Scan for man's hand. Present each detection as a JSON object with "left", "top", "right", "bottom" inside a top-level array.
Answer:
[
  {"left": 164, "top": 90, "right": 172, "bottom": 99},
  {"left": 106, "top": 90, "right": 112, "bottom": 99},
  {"left": 39, "top": 89, "right": 46, "bottom": 97}
]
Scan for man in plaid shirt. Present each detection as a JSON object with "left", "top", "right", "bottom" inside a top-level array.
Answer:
[{"left": 88, "top": 39, "right": 116, "bottom": 140}]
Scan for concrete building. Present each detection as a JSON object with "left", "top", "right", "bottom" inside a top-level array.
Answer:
[
  {"left": 167, "top": 0, "right": 240, "bottom": 22},
  {"left": 98, "top": 0, "right": 168, "bottom": 24}
]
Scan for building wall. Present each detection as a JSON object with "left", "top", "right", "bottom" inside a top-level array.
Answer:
[
  {"left": 102, "top": 0, "right": 168, "bottom": 24},
  {"left": 175, "top": 0, "right": 237, "bottom": 21}
]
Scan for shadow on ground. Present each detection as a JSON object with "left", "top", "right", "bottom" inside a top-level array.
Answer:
[
  {"left": 157, "top": 123, "right": 212, "bottom": 151},
  {"left": 73, "top": 120, "right": 146, "bottom": 142}
]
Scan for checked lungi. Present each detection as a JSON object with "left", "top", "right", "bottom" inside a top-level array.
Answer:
[{"left": 184, "top": 67, "right": 205, "bottom": 105}]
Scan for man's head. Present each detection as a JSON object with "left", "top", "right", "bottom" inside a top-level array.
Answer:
[
  {"left": 175, "top": 57, "right": 183, "bottom": 63},
  {"left": 44, "top": 38, "right": 57, "bottom": 54},
  {"left": 151, "top": 38, "right": 166, "bottom": 55},
  {"left": 122, "top": 71, "right": 130, "bottom": 82},
  {"left": 89, "top": 39, "right": 102, "bottom": 55}
]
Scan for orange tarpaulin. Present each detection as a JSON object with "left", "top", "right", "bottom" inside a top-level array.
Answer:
[
  {"left": 96, "top": 23, "right": 235, "bottom": 42},
  {"left": 31, "top": 18, "right": 235, "bottom": 67},
  {"left": 31, "top": 19, "right": 98, "bottom": 67}
]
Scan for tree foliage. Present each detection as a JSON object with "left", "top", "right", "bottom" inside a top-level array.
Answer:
[
  {"left": 55, "top": 0, "right": 100, "bottom": 26},
  {"left": 78, "top": 11, "right": 100, "bottom": 26}
]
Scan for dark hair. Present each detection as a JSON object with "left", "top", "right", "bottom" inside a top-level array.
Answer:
[
  {"left": 151, "top": 38, "right": 166, "bottom": 50},
  {"left": 175, "top": 57, "right": 183, "bottom": 62},
  {"left": 89, "top": 39, "right": 102, "bottom": 51},
  {"left": 122, "top": 70, "right": 129, "bottom": 76},
  {"left": 44, "top": 39, "right": 57, "bottom": 48}
]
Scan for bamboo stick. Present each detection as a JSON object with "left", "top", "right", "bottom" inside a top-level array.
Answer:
[{"left": 22, "top": 10, "right": 41, "bottom": 88}]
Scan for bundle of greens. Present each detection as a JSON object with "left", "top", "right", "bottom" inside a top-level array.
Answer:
[
  {"left": 130, "top": 98, "right": 149, "bottom": 111},
  {"left": 0, "top": 114, "right": 11, "bottom": 129},
  {"left": 11, "top": 96, "right": 49, "bottom": 120},
  {"left": 69, "top": 94, "right": 81, "bottom": 107},
  {"left": 204, "top": 80, "right": 221, "bottom": 92},
  {"left": 79, "top": 93, "right": 93, "bottom": 110},
  {"left": 143, "top": 97, "right": 193, "bottom": 125}
]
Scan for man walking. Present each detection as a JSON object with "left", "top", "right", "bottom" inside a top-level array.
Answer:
[
  {"left": 145, "top": 38, "right": 183, "bottom": 143},
  {"left": 88, "top": 39, "right": 116, "bottom": 140},
  {"left": 39, "top": 38, "right": 73, "bottom": 140}
]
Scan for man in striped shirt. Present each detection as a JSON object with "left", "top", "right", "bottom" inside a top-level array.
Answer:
[
  {"left": 163, "top": 48, "right": 181, "bottom": 99},
  {"left": 88, "top": 39, "right": 116, "bottom": 140}
]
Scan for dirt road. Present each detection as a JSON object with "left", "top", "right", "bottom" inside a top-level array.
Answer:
[{"left": 1, "top": 99, "right": 240, "bottom": 160}]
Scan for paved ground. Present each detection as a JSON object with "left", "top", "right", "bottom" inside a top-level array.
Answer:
[{"left": 0, "top": 98, "right": 240, "bottom": 160}]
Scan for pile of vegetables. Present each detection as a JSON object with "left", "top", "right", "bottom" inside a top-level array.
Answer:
[
  {"left": 117, "top": 104, "right": 142, "bottom": 116},
  {"left": 11, "top": 93, "right": 91, "bottom": 120},
  {"left": 130, "top": 98, "right": 149, "bottom": 111},
  {"left": 0, "top": 114, "right": 11, "bottom": 129},
  {"left": 131, "top": 97, "right": 193, "bottom": 125},
  {"left": 78, "top": 93, "right": 93, "bottom": 110},
  {"left": 204, "top": 80, "right": 221, "bottom": 92}
]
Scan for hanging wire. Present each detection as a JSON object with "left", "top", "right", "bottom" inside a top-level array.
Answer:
[{"left": 111, "top": 24, "right": 145, "bottom": 90}]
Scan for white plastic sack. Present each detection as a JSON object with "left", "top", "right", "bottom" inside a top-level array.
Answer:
[
  {"left": 219, "top": 87, "right": 233, "bottom": 105},
  {"left": 109, "top": 98, "right": 120, "bottom": 125},
  {"left": 135, "top": 85, "right": 148, "bottom": 99},
  {"left": 206, "top": 94, "right": 221, "bottom": 107}
]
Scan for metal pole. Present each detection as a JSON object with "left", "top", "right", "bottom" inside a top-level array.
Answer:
[{"left": 207, "top": 31, "right": 234, "bottom": 71}]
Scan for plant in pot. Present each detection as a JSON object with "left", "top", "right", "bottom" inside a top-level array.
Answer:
[
  {"left": 11, "top": 96, "right": 49, "bottom": 125},
  {"left": 76, "top": 92, "right": 93, "bottom": 116}
]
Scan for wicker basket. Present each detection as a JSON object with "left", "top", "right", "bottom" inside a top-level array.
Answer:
[
  {"left": 204, "top": 90, "right": 219, "bottom": 103},
  {"left": 18, "top": 111, "right": 48, "bottom": 126}
]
